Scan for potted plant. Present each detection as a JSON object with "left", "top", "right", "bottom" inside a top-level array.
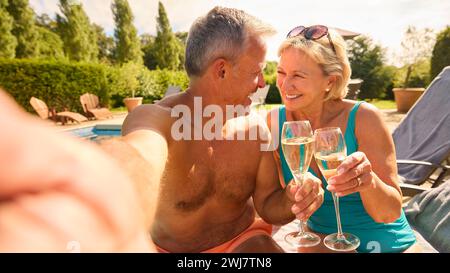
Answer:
[
  {"left": 393, "top": 26, "right": 435, "bottom": 113},
  {"left": 123, "top": 94, "right": 143, "bottom": 113},
  {"left": 120, "top": 63, "right": 143, "bottom": 112}
]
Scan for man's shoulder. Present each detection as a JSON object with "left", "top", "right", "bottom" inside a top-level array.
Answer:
[
  {"left": 122, "top": 104, "right": 173, "bottom": 136},
  {"left": 247, "top": 111, "right": 271, "bottom": 133},
  {"left": 133, "top": 103, "right": 172, "bottom": 115},
  {"left": 246, "top": 112, "right": 273, "bottom": 148}
]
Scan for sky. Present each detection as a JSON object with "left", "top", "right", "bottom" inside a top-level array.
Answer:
[{"left": 29, "top": 0, "right": 450, "bottom": 64}]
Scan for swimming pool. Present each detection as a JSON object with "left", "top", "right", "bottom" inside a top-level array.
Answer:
[{"left": 67, "top": 124, "right": 122, "bottom": 141}]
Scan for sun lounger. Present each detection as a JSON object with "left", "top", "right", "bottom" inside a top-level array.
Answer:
[{"left": 30, "top": 97, "right": 87, "bottom": 125}]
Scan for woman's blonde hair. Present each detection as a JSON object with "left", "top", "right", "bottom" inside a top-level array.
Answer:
[{"left": 278, "top": 28, "right": 351, "bottom": 100}]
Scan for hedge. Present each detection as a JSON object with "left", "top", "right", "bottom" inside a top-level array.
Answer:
[
  {"left": 0, "top": 59, "right": 190, "bottom": 113},
  {"left": 107, "top": 66, "right": 189, "bottom": 107},
  {"left": 0, "top": 59, "right": 109, "bottom": 113},
  {"left": 0, "top": 58, "right": 283, "bottom": 114},
  {"left": 146, "top": 69, "right": 190, "bottom": 101},
  {"left": 430, "top": 26, "right": 450, "bottom": 80}
]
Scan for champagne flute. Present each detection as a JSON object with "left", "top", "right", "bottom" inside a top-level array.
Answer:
[
  {"left": 281, "top": 121, "right": 321, "bottom": 247},
  {"left": 314, "top": 127, "right": 360, "bottom": 251}
]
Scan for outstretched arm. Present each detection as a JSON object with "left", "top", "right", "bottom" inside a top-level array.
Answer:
[
  {"left": 0, "top": 90, "right": 152, "bottom": 252},
  {"left": 101, "top": 104, "right": 171, "bottom": 229}
]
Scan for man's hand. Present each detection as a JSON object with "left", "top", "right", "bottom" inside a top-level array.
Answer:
[
  {"left": 0, "top": 90, "right": 152, "bottom": 252},
  {"left": 286, "top": 173, "right": 324, "bottom": 221}
]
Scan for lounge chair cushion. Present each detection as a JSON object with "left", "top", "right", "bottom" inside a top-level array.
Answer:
[
  {"left": 404, "top": 182, "right": 450, "bottom": 252},
  {"left": 88, "top": 108, "right": 113, "bottom": 120},
  {"left": 57, "top": 111, "right": 88, "bottom": 123}
]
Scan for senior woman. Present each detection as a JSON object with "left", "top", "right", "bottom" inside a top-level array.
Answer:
[{"left": 268, "top": 25, "right": 419, "bottom": 253}]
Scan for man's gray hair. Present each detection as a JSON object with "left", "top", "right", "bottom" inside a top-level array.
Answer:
[{"left": 185, "top": 6, "right": 276, "bottom": 77}]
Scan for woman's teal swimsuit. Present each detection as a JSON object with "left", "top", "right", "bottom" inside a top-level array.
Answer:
[{"left": 277, "top": 102, "right": 416, "bottom": 253}]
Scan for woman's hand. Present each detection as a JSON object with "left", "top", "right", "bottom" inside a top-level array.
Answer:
[
  {"left": 286, "top": 173, "right": 324, "bottom": 221},
  {"left": 327, "top": 152, "right": 376, "bottom": 197}
]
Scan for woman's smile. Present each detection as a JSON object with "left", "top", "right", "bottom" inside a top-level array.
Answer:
[{"left": 285, "top": 93, "right": 303, "bottom": 101}]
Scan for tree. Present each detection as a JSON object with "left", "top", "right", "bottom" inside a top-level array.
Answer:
[
  {"left": 34, "top": 13, "right": 65, "bottom": 60},
  {"left": 0, "top": 0, "right": 17, "bottom": 58},
  {"left": 393, "top": 59, "right": 431, "bottom": 90},
  {"left": 175, "top": 40, "right": 185, "bottom": 70},
  {"left": 174, "top": 31, "right": 188, "bottom": 70},
  {"left": 347, "top": 36, "right": 394, "bottom": 99},
  {"left": 6, "top": 0, "right": 39, "bottom": 58},
  {"left": 175, "top": 31, "right": 188, "bottom": 45},
  {"left": 36, "top": 26, "right": 65, "bottom": 60},
  {"left": 35, "top": 13, "right": 58, "bottom": 32},
  {"left": 141, "top": 33, "right": 158, "bottom": 69},
  {"left": 430, "top": 26, "right": 450, "bottom": 80},
  {"left": 143, "top": 42, "right": 157, "bottom": 70},
  {"left": 56, "top": 0, "right": 98, "bottom": 62},
  {"left": 93, "top": 24, "right": 114, "bottom": 64},
  {"left": 263, "top": 61, "right": 282, "bottom": 104},
  {"left": 112, "top": 0, "right": 143, "bottom": 64},
  {"left": 263, "top": 61, "right": 278, "bottom": 77},
  {"left": 150, "top": 1, "right": 182, "bottom": 70},
  {"left": 140, "top": 33, "right": 155, "bottom": 48},
  {"left": 396, "top": 26, "right": 435, "bottom": 87},
  {"left": 141, "top": 33, "right": 157, "bottom": 69},
  {"left": 143, "top": 36, "right": 185, "bottom": 70},
  {"left": 380, "top": 65, "right": 398, "bottom": 100}
]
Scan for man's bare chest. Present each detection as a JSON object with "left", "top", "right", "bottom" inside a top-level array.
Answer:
[{"left": 164, "top": 140, "right": 261, "bottom": 212}]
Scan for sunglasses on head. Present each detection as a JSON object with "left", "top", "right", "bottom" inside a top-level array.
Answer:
[{"left": 286, "top": 25, "right": 336, "bottom": 54}]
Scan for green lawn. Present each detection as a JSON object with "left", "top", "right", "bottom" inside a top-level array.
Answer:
[
  {"left": 259, "top": 104, "right": 281, "bottom": 110},
  {"left": 366, "top": 100, "right": 397, "bottom": 109},
  {"left": 110, "top": 106, "right": 127, "bottom": 113}
]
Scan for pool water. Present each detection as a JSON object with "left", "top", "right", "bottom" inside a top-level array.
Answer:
[{"left": 67, "top": 124, "right": 122, "bottom": 141}]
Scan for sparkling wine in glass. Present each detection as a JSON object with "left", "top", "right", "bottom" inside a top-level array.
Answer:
[
  {"left": 281, "top": 121, "right": 321, "bottom": 248},
  {"left": 314, "top": 127, "right": 360, "bottom": 252}
]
